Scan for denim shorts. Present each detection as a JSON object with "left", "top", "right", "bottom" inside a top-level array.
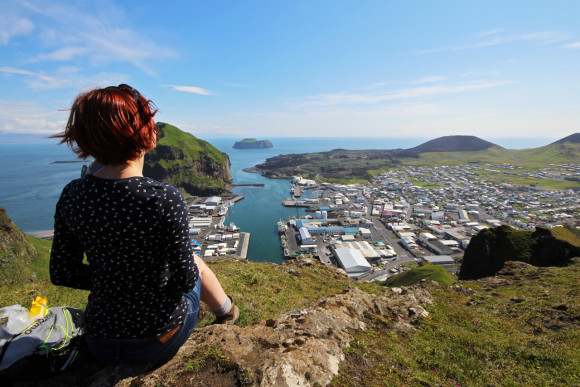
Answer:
[{"left": 85, "top": 277, "right": 201, "bottom": 364}]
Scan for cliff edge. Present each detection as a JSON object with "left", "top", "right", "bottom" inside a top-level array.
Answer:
[{"left": 144, "top": 123, "right": 232, "bottom": 196}]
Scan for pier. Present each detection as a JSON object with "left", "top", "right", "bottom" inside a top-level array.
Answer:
[{"left": 282, "top": 200, "right": 312, "bottom": 208}]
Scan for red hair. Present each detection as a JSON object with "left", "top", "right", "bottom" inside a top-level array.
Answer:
[{"left": 53, "top": 84, "right": 159, "bottom": 165}]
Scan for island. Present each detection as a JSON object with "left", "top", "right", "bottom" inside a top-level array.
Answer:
[{"left": 233, "top": 138, "right": 273, "bottom": 149}]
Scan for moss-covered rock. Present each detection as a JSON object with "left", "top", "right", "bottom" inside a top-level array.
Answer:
[
  {"left": 459, "top": 225, "right": 580, "bottom": 280},
  {"left": 0, "top": 207, "right": 37, "bottom": 285}
]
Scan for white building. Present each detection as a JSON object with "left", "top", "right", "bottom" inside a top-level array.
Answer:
[
  {"left": 205, "top": 197, "right": 221, "bottom": 206},
  {"left": 299, "top": 227, "right": 313, "bottom": 245},
  {"left": 334, "top": 248, "right": 372, "bottom": 279}
]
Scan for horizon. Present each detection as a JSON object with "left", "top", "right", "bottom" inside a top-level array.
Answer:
[
  {"left": 0, "top": 131, "right": 566, "bottom": 151},
  {"left": 1, "top": 1, "right": 579, "bottom": 140}
]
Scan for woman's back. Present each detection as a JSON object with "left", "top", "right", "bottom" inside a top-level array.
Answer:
[{"left": 51, "top": 175, "right": 197, "bottom": 339}]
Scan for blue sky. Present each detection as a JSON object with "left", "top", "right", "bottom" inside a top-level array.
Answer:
[{"left": 1, "top": 1, "right": 579, "bottom": 141}]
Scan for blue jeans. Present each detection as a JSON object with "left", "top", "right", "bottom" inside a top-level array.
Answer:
[{"left": 86, "top": 277, "right": 201, "bottom": 364}]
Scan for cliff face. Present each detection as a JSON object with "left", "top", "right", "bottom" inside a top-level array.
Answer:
[
  {"left": 144, "top": 123, "right": 232, "bottom": 196},
  {"left": 459, "top": 225, "right": 580, "bottom": 280},
  {"left": 0, "top": 207, "right": 37, "bottom": 285}
]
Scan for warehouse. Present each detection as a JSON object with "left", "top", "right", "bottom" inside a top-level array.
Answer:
[{"left": 334, "top": 248, "right": 372, "bottom": 279}]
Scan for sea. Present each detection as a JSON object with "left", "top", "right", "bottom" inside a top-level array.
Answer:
[{"left": 0, "top": 136, "right": 554, "bottom": 264}]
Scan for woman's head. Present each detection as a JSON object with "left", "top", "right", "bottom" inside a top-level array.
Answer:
[{"left": 54, "top": 84, "right": 159, "bottom": 165}]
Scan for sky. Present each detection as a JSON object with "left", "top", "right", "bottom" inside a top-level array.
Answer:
[{"left": 1, "top": 0, "right": 579, "bottom": 142}]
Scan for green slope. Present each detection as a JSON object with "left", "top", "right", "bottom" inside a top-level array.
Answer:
[
  {"left": 155, "top": 122, "right": 228, "bottom": 164},
  {"left": 383, "top": 263, "right": 456, "bottom": 287},
  {"left": 515, "top": 141, "right": 580, "bottom": 164}
]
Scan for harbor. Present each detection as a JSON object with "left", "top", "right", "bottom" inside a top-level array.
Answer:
[{"left": 186, "top": 195, "right": 251, "bottom": 260}]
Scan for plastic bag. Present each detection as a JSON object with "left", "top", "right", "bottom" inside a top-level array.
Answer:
[
  {"left": 0, "top": 305, "right": 37, "bottom": 335},
  {"left": 0, "top": 297, "right": 47, "bottom": 336}
]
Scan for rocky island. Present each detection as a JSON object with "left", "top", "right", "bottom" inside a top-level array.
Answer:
[
  {"left": 144, "top": 122, "right": 232, "bottom": 196},
  {"left": 233, "top": 138, "right": 273, "bottom": 149}
]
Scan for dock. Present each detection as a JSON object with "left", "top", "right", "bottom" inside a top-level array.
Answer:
[
  {"left": 239, "top": 232, "right": 250, "bottom": 259},
  {"left": 282, "top": 200, "right": 312, "bottom": 207}
]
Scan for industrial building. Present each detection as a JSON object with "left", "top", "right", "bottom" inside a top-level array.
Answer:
[
  {"left": 334, "top": 248, "right": 372, "bottom": 279},
  {"left": 422, "top": 255, "right": 456, "bottom": 270}
]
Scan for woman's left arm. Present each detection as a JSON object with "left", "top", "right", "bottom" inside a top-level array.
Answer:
[{"left": 49, "top": 190, "right": 91, "bottom": 290}]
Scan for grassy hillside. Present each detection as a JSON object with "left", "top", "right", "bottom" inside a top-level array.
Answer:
[
  {"left": 515, "top": 141, "right": 580, "bottom": 164},
  {"left": 0, "top": 235, "right": 89, "bottom": 310},
  {"left": 403, "top": 145, "right": 516, "bottom": 166},
  {"left": 383, "top": 262, "right": 456, "bottom": 287},
  {"left": 156, "top": 122, "right": 228, "bottom": 164},
  {"left": 333, "top": 260, "right": 580, "bottom": 386},
  {"left": 144, "top": 122, "right": 231, "bottom": 195}
]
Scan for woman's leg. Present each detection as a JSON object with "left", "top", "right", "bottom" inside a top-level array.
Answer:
[{"left": 194, "top": 254, "right": 227, "bottom": 309}]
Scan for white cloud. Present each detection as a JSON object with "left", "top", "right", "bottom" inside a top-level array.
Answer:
[
  {"left": 0, "top": 100, "right": 66, "bottom": 134},
  {"left": 167, "top": 85, "right": 212, "bottom": 95},
  {"left": 30, "top": 46, "right": 88, "bottom": 62},
  {"left": 410, "top": 76, "right": 446, "bottom": 85},
  {"left": 0, "top": 67, "right": 60, "bottom": 88},
  {"left": 564, "top": 42, "right": 580, "bottom": 49},
  {"left": 292, "top": 81, "right": 510, "bottom": 110},
  {"left": 0, "top": 66, "right": 127, "bottom": 89},
  {"left": 8, "top": 2, "right": 176, "bottom": 75},
  {"left": 0, "top": 16, "right": 34, "bottom": 44},
  {"left": 417, "top": 30, "right": 572, "bottom": 54}
]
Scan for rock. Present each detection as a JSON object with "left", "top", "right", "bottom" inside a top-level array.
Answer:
[{"left": 44, "top": 287, "right": 433, "bottom": 386}]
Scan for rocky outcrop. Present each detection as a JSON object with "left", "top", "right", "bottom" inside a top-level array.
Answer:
[
  {"left": 459, "top": 225, "right": 580, "bottom": 280},
  {"left": 144, "top": 123, "right": 232, "bottom": 196},
  {"left": 42, "top": 286, "right": 433, "bottom": 386},
  {"left": 233, "top": 139, "right": 273, "bottom": 149},
  {"left": 0, "top": 207, "right": 37, "bottom": 285}
]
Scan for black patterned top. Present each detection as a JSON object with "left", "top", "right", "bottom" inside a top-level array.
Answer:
[{"left": 49, "top": 175, "right": 199, "bottom": 339}]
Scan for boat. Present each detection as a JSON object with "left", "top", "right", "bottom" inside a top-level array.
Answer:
[
  {"left": 277, "top": 220, "right": 286, "bottom": 234},
  {"left": 217, "top": 204, "right": 229, "bottom": 217}
]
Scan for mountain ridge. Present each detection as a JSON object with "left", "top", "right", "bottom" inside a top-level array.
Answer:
[{"left": 404, "top": 135, "right": 499, "bottom": 154}]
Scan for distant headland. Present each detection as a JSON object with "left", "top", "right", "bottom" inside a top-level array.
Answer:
[{"left": 233, "top": 138, "right": 273, "bottom": 149}]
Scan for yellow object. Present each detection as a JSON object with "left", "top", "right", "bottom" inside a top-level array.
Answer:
[{"left": 29, "top": 296, "right": 48, "bottom": 319}]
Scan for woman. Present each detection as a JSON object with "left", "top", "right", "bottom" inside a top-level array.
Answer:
[{"left": 49, "top": 84, "right": 238, "bottom": 364}]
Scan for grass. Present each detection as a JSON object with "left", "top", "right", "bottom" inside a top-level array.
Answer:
[
  {"left": 551, "top": 227, "right": 580, "bottom": 246},
  {"left": 383, "top": 262, "right": 457, "bottom": 287},
  {"left": 469, "top": 169, "right": 580, "bottom": 190},
  {"left": 156, "top": 122, "right": 228, "bottom": 164},
  {"left": 332, "top": 261, "right": 580, "bottom": 386},
  {"left": 197, "top": 259, "right": 383, "bottom": 327},
  {"left": 0, "top": 236, "right": 89, "bottom": 311}
]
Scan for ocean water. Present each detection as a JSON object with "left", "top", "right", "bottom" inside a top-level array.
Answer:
[{"left": 0, "top": 136, "right": 554, "bottom": 263}]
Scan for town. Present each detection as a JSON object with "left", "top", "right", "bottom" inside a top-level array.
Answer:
[{"left": 186, "top": 163, "right": 579, "bottom": 282}]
